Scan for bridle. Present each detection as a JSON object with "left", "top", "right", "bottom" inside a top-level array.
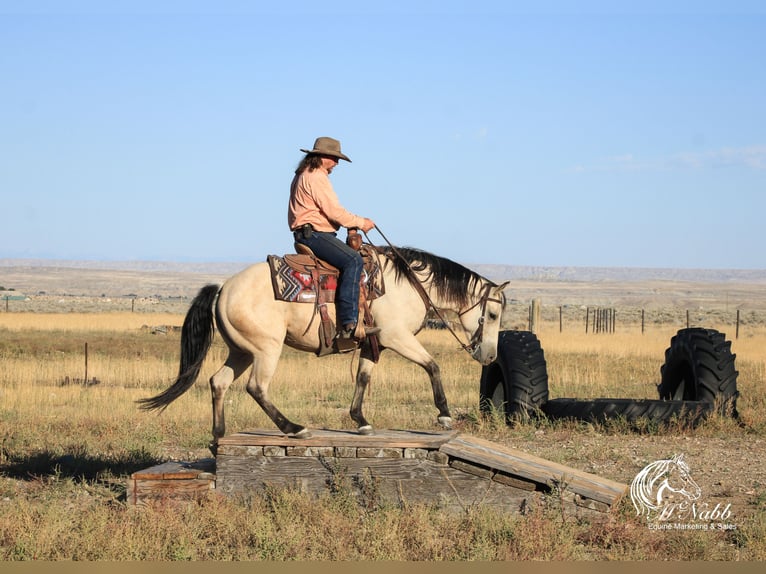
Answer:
[
  {"left": 456, "top": 282, "right": 505, "bottom": 355},
  {"left": 368, "top": 226, "right": 504, "bottom": 356}
]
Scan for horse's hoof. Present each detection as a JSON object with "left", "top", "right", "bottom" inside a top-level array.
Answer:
[
  {"left": 291, "top": 428, "right": 312, "bottom": 439},
  {"left": 437, "top": 416, "right": 453, "bottom": 429},
  {"left": 208, "top": 442, "right": 218, "bottom": 456},
  {"left": 358, "top": 425, "right": 374, "bottom": 435}
]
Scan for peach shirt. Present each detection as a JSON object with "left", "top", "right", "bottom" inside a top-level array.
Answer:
[{"left": 287, "top": 167, "right": 366, "bottom": 232}]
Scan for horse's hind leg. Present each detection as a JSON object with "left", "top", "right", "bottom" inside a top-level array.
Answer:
[
  {"left": 209, "top": 350, "right": 250, "bottom": 454},
  {"left": 245, "top": 346, "right": 310, "bottom": 438}
]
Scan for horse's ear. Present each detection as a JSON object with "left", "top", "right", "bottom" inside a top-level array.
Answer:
[{"left": 495, "top": 281, "right": 510, "bottom": 292}]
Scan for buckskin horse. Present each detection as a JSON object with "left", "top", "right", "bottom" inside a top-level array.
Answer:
[{"left": 138, "top": 244, "right": 508, "bottom": 452}]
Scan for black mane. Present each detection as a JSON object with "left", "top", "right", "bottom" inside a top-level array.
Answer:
[{"left": 380, "top": 246, "right": 488, "bottom": 308}]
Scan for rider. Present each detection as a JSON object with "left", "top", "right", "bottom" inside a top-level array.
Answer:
[{"left": 288, "top": 136, "right": 377, "bottom": 352}]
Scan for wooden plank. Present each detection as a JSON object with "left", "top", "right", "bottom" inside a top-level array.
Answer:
[
  {"left": 218, "top": 428, "right": 458, "bottom": 449},
  {"left": 130, "top": 459, "right": 215, "bottom": 481},
  {"left": 439, "top": 435, "right": 627, "bottom": 506},
  {"left": 128, "top": 477, "right": 215, "bottom": 506},
  {"left": 215, "top": 453, "right": 539, "bottom": 514},
  {"left": 127, "top": 459, "right": 216, "bottom": 505}
]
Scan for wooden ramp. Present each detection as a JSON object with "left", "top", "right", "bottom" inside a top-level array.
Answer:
[{"left": 130, "top": 429, "right": 627, "bottom": 514}]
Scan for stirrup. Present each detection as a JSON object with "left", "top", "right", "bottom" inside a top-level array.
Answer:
[
  {"left": 353, "top": 323, "right": 380, "bottom": 340},
  {"left": 334, "top": 328, "right": 358, "bottom": 353}
]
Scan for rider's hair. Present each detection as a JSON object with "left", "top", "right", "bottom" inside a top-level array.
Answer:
[{"left": 294, "top": 154, "right": 323, "bottom": 175}]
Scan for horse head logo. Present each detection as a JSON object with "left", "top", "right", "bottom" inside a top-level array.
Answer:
[{"left": 630, "top": 454, "right": 702, "bottom": 519}]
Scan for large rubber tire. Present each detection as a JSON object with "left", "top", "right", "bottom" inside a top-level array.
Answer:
[
  {"left": 479, "top": 330, "right": 549, "bottom": 422},
  {"left": 658, "top": 328, "right": 739, "bottom": 417},
  {"left": 541, "top": 398, "right": 713, "bottom": 426}
]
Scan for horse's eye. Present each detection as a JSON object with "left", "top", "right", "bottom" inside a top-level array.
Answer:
[{"left": 488, "top": 312, "right": 498, "bottom": 321}]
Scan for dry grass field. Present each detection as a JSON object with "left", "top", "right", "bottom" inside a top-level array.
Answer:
[{"left": 1, "top": 264, "right": 765, "bottom": 560}]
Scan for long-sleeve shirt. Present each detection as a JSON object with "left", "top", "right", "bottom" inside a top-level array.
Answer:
[{"left": 287, "top": 167, "right": 366, "bottom": 232}]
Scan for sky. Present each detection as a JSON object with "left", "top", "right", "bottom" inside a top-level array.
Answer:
[{"left": 1, "top": 0, "right": 764, "bottom": 270}]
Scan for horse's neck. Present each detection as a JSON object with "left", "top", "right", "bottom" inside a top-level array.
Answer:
[
  {"left": 655, "top": 480, "right": 672, "bottom": 503},
  {"left": 656, "top": 476, "right": 688, "bottom": 504}
]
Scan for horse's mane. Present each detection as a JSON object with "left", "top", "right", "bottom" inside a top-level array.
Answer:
[
  {"left": 379, "top": 246, "right": 488, "bottom": 308},
  {"left": 631, "top": 459, "right": 671, "bottom": 515}
]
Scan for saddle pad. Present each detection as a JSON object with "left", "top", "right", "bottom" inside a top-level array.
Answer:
[{"left": 267, "top": 252, "right": 385, "bottom": 304}]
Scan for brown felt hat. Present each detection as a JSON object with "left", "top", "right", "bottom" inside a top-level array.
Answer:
[{"left": 300, "top": 136, "right": 351, "bottom": 162}]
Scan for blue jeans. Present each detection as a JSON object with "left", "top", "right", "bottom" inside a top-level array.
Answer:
[{"left": 295, "top": 230, "right": 363, "bottom": 328}]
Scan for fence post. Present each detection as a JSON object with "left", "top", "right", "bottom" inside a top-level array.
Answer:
[
  {"left": 736, "top": 309, "right": 740, "bottom": 339},
  {"left": 686, "top": 310, "right": 690, "bottom": 328},
  {"left": 530, "top": 299, "right": 541, "bottom": 334},
  {"left": 641, "top": 309, "right": 645, "bottom": 335},
  {"left": 585, "top": 307, "right": 590, "bottom": 334},
  {"left": 559, "top": 306, "right": 563, "bottom": 333}
]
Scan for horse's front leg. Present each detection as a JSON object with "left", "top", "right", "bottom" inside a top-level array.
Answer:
[
  {"left": 385, "top": 334, "right": 452, "bottom": 429},
  {"left": 350, "top": 355, "right": 376, "bottom": 434},
  {"left": 422, "top": 358, "right": 452, "bottom": 429}
]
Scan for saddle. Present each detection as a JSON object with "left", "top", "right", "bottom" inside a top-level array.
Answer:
[{"left": 267, "top": 232, "right": 384, "bottom": 357}]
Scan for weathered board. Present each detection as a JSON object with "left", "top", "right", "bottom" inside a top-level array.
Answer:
[
  {"left": 128, "top": 429, "right": 628, "bottom": 515},
  {"left": 439, "top": 435, "right": 627, "bottom": 506},
  {"left": 128, "top": 458, "right": 215, "bottom": 506},
  {"left": 218, "top": 428, "right": 458, "bottom": 449},
  {"left": 214, "top": 429, "right": 626, "bottom": 514}
]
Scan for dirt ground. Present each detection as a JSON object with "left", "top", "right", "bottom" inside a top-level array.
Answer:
[{"left": 500, "top": 427, "right": 765, "bottom": 522}]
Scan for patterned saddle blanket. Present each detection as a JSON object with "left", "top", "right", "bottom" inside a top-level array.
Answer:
[{"left": 267, "top": 246, "right": 385, "bottom": 304}]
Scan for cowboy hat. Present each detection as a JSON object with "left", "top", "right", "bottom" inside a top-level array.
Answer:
[{"left": 300, "top": 136, "right": 351, "bottom": 162}]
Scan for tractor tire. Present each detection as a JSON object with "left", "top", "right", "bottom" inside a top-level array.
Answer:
[
  {"left": 658, "top": 328, "right": 739, "bottom": 417},
  {"left": 541, "top": 398, "right": 713, "bottom": 426},
  {"left": 479, "top": 330, "right": 549, "bottom": 422}
]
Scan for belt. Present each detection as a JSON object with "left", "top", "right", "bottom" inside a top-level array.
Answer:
[
  {"left": 293, "top": 224, "right": 337, "bottom": 236},
  {"left": 293, "top": 224, "right": 314, "bottom": 239}
]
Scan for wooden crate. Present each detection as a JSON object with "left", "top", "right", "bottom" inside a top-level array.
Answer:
[{"left": 127, "top": 458, "right": 216, "bottom": 506}]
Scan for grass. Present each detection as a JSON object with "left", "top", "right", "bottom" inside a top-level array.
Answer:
[{"left": 0, "top": 312, "right": 765, "bottom": 560}]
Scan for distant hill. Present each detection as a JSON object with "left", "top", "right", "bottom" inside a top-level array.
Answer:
[
  {"left": 3, "top": 258, "right": 765, "bottom": 285},
  {"left": 469, "top": 264, "right": 766, "bottom": 284},
  {"left": 0, "top": 258, "right": 250, "bottom": 275},
  {"left": 2, "top": 258, "right": 766, "bottom": 311}
]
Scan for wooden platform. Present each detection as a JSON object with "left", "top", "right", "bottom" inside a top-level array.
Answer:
[
  {"left": 130, "top": 429, "right": 628, "bottom": 515},
  {"left": 127, "top": 458, "right": 216, "bottom": 506}
]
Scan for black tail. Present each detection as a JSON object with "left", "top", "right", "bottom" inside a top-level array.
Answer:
[{"left": 137, "top": 284, "right": 220, "bottom": 411}]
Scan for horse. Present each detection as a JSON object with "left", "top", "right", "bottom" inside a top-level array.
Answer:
[
  {"left": 138, "top": 246, "right": 509, "bottom": 452},
  {"left": 630, "top": 454, "right": 702, "bottom": 518}
]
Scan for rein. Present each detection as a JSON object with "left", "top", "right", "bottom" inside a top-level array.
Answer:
[{"left": 367, "top": 226, "right": 501, "bottom": 356}]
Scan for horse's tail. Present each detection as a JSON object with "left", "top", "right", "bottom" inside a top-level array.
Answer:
[{"left": 137, "top": 284, "right": 220, "bottom": 412}]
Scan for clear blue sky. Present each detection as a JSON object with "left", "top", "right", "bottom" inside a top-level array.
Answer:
[{"left": 1, "top": 1, "right": 764, "bottom": 269}]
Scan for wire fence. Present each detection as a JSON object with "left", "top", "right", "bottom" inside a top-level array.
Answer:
[{"left": 501, "top": 301, "right": 766, "bottom": 338}]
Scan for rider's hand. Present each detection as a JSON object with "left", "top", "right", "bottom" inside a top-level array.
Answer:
[{"left": 360, "top": 218, "right": 375, "bottom": 233}]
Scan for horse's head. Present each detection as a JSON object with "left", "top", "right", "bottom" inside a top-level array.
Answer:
[
  {"left": 632, "top": 454, "right": 703, "bottom": 517},
  {"left": 458, "top": 280, "right": 509, "bottom": 365},
  {"left": 662, "top": 454, "right": 702, "bottom": 503}
]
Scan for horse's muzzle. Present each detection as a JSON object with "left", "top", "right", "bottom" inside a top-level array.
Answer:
[{"left": 471, "top": 343, "right": 497, "bottom": 366}]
